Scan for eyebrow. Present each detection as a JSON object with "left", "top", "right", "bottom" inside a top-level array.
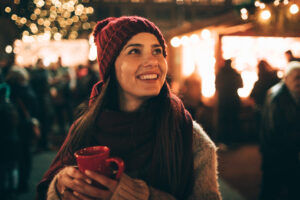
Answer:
[{"left": 124, "top": 43, "right": 161, "bottom": 50}]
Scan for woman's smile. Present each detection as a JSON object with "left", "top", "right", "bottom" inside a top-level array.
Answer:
[{"left": 138, "top": 73, "right": 159, "bottom": 80}]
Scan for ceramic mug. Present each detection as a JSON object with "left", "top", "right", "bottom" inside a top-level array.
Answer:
[{"left": 74, "top": 146, "right": 124, "bottom": 180}]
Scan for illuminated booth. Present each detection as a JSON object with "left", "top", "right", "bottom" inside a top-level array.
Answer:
[{"left": 166, "top": 8, "right": 300, "bottom": 101}]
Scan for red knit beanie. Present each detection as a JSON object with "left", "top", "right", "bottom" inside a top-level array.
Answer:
[{"left": 93, "top": 16, "right": 167, "bottom": 82}]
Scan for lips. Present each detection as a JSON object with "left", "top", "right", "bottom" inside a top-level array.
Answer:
[{"left": 137, "top": 73, "right": 159, "bottom": 80}]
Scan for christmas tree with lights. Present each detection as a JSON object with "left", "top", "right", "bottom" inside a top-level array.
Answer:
[{"left": 4, "top": 0, "right": 95, "bottom": 41}]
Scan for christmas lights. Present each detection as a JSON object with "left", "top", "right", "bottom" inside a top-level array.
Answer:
[{"left": 5, "top": 0, "right": 95, "bottom": 41}]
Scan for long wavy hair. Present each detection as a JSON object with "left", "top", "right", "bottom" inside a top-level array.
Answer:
[{"left": 60, "top": 66, "right": 194, "bottom": 199}]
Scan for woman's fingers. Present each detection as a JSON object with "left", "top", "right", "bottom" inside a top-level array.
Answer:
[
  {"left": 72, "top": 178, "right": 111, "bottom": 199},
  {"left": 73, "top": 191, "right": 96, "bottom": 200},
  {"left": 85, "top": 170, "right": 118, "bottom": 192},
  {"left": 58, "top": 167, "right": 118, "bottom": 199},
  {"left": 57, "top": 166, "right": 92, "bottom": 195},
  {"left": 65, "top": 166, "right": 92, "bottom": 183},
  {"left": 61, "top": 189, "right": 80, "bottom": 200}
]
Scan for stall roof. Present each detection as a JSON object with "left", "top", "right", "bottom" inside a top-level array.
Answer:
[
  {"left": 165, "top": 10, "right": 300, "bottom": 39},
  {"left": 165, "top": 11, "right": 248, "bottom": 38}
]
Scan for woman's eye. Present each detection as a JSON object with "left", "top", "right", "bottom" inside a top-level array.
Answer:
[
  {"left": 153, "top": 48, "right": 162, "bottom": 55},
  {"left": 128, "top": 48, "right": 140, "bottom": 55}
]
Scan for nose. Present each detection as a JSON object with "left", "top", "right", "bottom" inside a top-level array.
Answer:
[{"left": 142, "top": 54, "right": 159, "bottom": 68}]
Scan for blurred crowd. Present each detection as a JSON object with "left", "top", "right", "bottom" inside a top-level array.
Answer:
[
  {"left": 0, "top": 55, "right": 99, "bottom": 199},
  {"left": 1, "top": 49, "right": 299, "bottom": 200},
  {"left": 178, "top": 49, "right": 300, "bottom": 200},
  {"left": 178, "top": 58, "right": 280, "bottom": 145},
  {"left": 178, "top": 50, "right": 300, "bottom": 146}
]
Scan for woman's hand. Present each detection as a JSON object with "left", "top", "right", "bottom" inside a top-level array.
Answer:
[
  {"left": 73, "top": 170, "right": 119, "bottom": 200},
  {"left": 55, "top": 166, "right": 120, "bottom": 200}
]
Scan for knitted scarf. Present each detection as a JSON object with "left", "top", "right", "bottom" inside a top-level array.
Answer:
[
  {"left": 36, "top": 82, "right": 194, "bottom": 200},
  {"left": 94, "top": 109, "right": 155, "bottom": 173}
]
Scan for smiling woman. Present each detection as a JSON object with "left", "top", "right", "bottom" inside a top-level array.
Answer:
[
  {"left": 36, "top": 16, "right": 222, "bottom": 200},
  {"left": 115, "top": 33, "right": 168, "bottom": 111}
]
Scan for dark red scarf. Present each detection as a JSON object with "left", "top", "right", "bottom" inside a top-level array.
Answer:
[
  {"left": 36, "top": 81, "right": 194, "bottom": 200},
  {"left": 94, "top": 108, "right": 156, "bottom": 173}
]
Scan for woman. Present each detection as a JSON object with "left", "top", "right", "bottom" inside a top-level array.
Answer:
[{"left": 37, "top": 16, "right": 221, "bottom": 200}]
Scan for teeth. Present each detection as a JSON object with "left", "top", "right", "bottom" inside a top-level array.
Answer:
[{"left": 139, "top": 74, "right": 158, "bottom": 80}]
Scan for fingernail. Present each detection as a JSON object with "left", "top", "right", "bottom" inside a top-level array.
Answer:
[
  {"left": 73, "top": 191, "right": 79, "bottom": 196},
  {"left": 74, "top": 180, "right": 81, "bottom": 185},
  {"left": 85, "top": 178, "right": 92, "bottom": 184}
]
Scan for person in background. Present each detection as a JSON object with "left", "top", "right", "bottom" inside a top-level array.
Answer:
[
  {"left": 30, "top": 58, "right": 54, "bottom": 151},
  {"left": 73, "top": 62, "right": 99, "bottom": 109},
  {"left": 180, "top": 71, "right": 203, "bottom": 119},
  {"left": 259, "top": 61, "right": 300, "bottom": 200},
  {"left": 179, "top": 72, "right": 214, "bottom": 140},
  {"left": 49, "top": 57, "right": 73, "bottom": 135},
  {"left": 5, "top": 66, "right": 39, "bottom": 193},
  {"left": 285, "top": 50, "right": 300, "bottom": 63},
  {"left": 0, "top": 55, "right": 15, "bottom": 82},
  {"left": 250, "top": 60, "right": 280, "bottom": 109},
  {"left": 0, "top": 82, "right": 19, "bottom": 200},
  {"left": 215, "top": 59, "right": 243, "bottom": 146},
  {"left": 36, "top": 16, "right": 221, "bottom": 200}
]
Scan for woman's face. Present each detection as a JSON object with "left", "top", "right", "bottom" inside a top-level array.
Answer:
[{"left": 114, "top": 32, "right": 167, "bottom": 110}]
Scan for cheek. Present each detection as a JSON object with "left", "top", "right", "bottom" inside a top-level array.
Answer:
[{"left": 116, "top": 62, "right": 135, "bottom": 84}]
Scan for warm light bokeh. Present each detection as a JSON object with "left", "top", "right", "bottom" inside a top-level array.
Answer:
[
  {"left": 222, "top": 36, "right": 300, "bottom": 97},
  {"left": 179, "top": 30, "right": 216, "bottom": 98},
  {"left": 172, "top": 34, "right": 300, "bottom": 98},
  {"left": 14, "top": 39, "right": 90, "bottom": 67}
]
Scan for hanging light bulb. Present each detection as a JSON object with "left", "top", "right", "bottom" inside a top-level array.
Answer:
[
  {"left": 274, "top": 0, "right": 280, "bottom": 6},
  {"left": 240, "top": 8, "right": 248, "bottom": 20},
  {"left": 290, "top": 4, "right": 299, "bottom": 15},
  {"left": 260, "top": 9, "right": 271, "bottom": 21},
  {"left": 5, "top": 45, "right": 13, "bottom": 54},
  {"left": 201, "top": 29, "right": 211, "bottom": 39},
  {"left": 283, "top": 0, "right": 289, "bottom": 5},
  {"left": 254, "top": 1, "right": 260, "bottom": 7},
  {"left": 170, "top": 37, "right": 181, "bottom": 47}
]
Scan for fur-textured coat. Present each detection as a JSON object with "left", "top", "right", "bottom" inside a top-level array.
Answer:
[{"left": 47, "top": 121, "right": 221, "bottom": 200}]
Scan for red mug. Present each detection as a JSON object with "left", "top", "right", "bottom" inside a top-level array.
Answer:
[{"left": 74, "top": 146, "right": 124, "bottom": 180}]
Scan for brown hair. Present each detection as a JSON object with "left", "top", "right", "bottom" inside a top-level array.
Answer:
[{"left": 60, "top": 66, "right": 194, "bottom": 198}]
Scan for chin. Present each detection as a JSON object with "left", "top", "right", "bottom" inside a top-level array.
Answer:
[
  {"left": 144, "top": 92, "right": 160, "bottom": 97},
  {"left": 141, "top": 89, "right": 161, "bottom": 97}
]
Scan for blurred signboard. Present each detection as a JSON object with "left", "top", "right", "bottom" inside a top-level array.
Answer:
[{"left": 14, "top": 39, "right": 90, "bottom": 67}]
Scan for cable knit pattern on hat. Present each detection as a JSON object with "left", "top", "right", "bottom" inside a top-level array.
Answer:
[{"left": 92, "top": 16, "right": 167, "bottom": 81}]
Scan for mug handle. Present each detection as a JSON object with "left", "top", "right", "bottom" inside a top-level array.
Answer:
[{"left": 105, "top": 157, "right": 125, "bottom": 180}]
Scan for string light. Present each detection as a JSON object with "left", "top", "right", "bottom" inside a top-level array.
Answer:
[
  {"left": 240, "top": 0, "right": 300, "bottom": 23},
  {"left": 240, "top": 8, "right": 248, "bottom": 20},
  {"left": 8, "top": 0, "right": 94, "bottom": 41},
  {"left": 201, "top": 29, "right": 211, "bottom": 40},
  {"left": 283, "top": 0, "right": 289, "bottom": 5},
  {"left": 274, "top": 0, "right": 280, "bottom": 6},
  {"left": 260, "top": 9, "right": 271, "bottom": 20},
  {"left": 14, "top": 0, "right": 20, "bottom": 5},
  {"left": 5, "top": 45, "right": 13, "bottom": 54},
  {"left": 254, "top": 1, "right": 260, "bottom": 7},
  {"left": 259, "top": 3, "right": 266, "bottom": 9},
  {"left": 290, "top": 4, "right": 299, "bottom": 14},
  {"left": 5, "top": 7, "right": 12, "bottom": 13}
]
